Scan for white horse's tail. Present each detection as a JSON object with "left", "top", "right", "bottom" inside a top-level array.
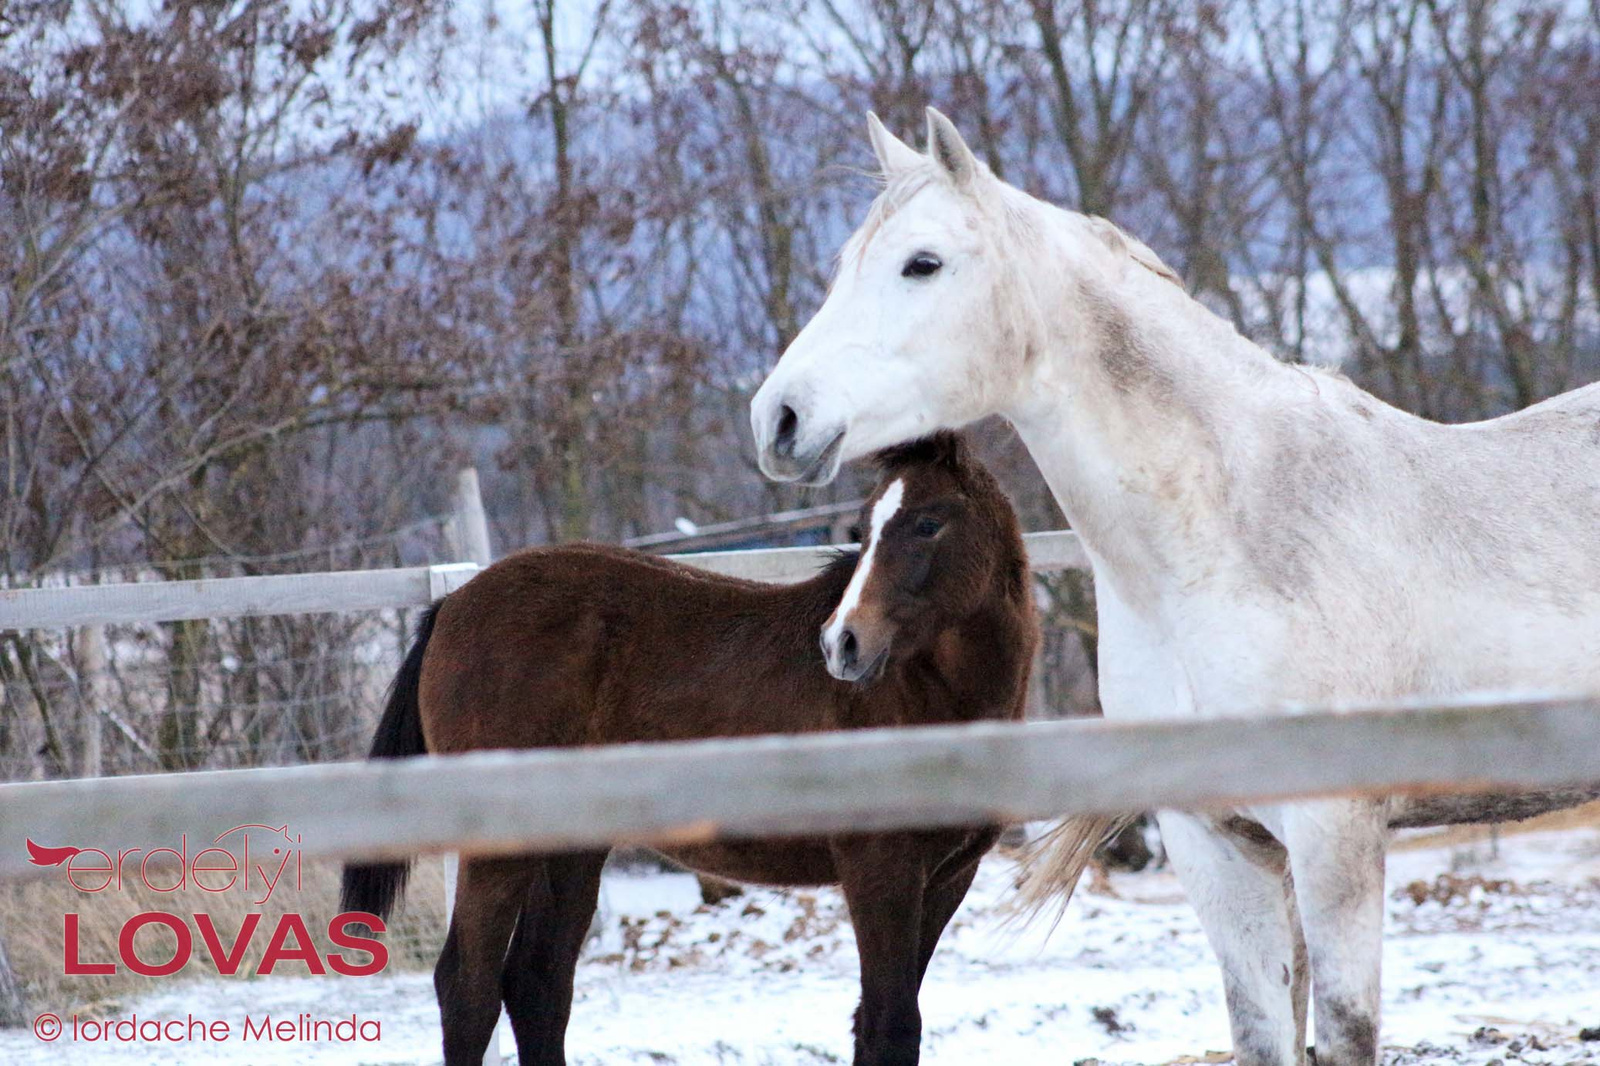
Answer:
[{"left": 1005, "top": 813, "right": 1136, "bottom": 931}]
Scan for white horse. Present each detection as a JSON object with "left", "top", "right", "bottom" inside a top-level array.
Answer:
[{"left": 750, "top": 108, "right": 1600, "bottom": 1065}]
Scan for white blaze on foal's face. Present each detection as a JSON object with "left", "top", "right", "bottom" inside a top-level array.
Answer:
[
  {"left": 821, "top": 478, "right": 904, "bottom": 682},
  {"left": 750, "top": 109, "right": 1030, "bottom": 486}
]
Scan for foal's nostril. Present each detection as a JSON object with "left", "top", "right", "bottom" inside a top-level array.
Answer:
[
  {"left": 773, "top": 404, "right": 799, "bottom": 458},
  {"left": 838, "top": 628, "right": 859, "bottom": 670}
]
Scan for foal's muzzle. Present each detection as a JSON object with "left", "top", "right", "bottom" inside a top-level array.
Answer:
[{"left": 822, "top": 625, "right": 890, "bottom": 684}]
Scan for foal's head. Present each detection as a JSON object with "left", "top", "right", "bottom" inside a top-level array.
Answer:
[{"left": 820, "top": 433, "right": 1028, "bottom": 683}]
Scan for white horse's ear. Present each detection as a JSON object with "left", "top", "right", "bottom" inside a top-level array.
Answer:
[
  {"left": 925, "top": 107, "right": 981, "bottom": 192},
  {"left": 866, "top": 112, "right": 921, "bottom": 175}
]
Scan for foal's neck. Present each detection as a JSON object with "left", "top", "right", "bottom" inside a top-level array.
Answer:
[
  {"left": 1004, "top": 208, "right": 1319, "bottom": 611},
  {"left": 907, "top": 596, "right": 1032, "bottom": 718}
]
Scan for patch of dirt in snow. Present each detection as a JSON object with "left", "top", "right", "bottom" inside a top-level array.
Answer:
[{"left": 1, "top": 827, "right": 1596, "bottom": 1064}]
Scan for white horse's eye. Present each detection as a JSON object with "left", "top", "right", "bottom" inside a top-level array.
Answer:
[{"left": 901, "top": 253, "right": 942, "bottom": 279}]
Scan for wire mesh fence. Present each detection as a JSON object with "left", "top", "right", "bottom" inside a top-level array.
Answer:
[
  {"left": 0, "top": 516, "right": 467, "bottom": 1012},
  {"left": 0, "top": 516, "right": 456, "bottom": 783}
]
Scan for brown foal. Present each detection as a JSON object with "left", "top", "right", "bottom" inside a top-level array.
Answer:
[{"left": 341, "top": 432, "right": 1037, "bottom": 1066}]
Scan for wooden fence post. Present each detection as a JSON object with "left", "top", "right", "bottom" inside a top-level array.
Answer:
[
  {"left": 77, "top": 626, "right": 107, "bottom": 778},
  {"left": 450, "top": 468, "right": 494, "bottom": 571},
  {"left": 445, "top": 467, "right": 500, "bottom": 1064},
  {"left": 0, "top": 933, "right": 25, "bottom": 1029}
]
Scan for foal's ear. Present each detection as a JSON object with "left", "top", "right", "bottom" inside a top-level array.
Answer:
[
  {"left": 925, "top": 107, "right": 982, "bottom": 193},
  {"left": 866, "top": 112, "right": 921, "bottom": 175}
]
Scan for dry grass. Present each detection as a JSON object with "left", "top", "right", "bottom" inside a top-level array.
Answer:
[
  {"left": 1396, "top": 872, "right": 1521, "bottom": 906},
  {"left": 0, "top": 858, "right": 445, "bottom": 1016}
]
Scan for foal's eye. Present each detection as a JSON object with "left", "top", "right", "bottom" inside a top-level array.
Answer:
[
  {"left": 901, "top": 253, "right": 942, "bottom": 279},
  {"left": 913, "top": 516, "right": 944, "bottom": 538}
]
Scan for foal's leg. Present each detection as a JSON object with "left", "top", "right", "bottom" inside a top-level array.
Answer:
[
  {"left": 837, "top": 836, "right": 929, "bottom": 1066},
  {"left": 1158, "top": 811, "right": 1304, "bottom": 1066},
  {"left": 1280, "top": 800, "right": 1386, "bottom": 1066},
  {"left": 914, "top": 831, "right": 994, "bottom": 983},
  {"left": 435, "top": 855, "right": 540, "bottom": 1066},
  {"left": 499, "top": 851, "right": 608, "bottom": 1066}
]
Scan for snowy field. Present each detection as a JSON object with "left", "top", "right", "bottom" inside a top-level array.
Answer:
[{"left": 5, "top": 823, "right": 1598, "bottom": 1065}]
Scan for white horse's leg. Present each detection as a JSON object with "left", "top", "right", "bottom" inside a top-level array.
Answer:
[
  {"left": 1280, "top": 800, "right": 1386, "bottom": 1066},
  {"left": 1159, "top": 811, "right": 1305, "bottom": 1066}
]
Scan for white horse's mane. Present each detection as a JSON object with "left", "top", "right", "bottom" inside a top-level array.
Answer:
[
  {"left": 839, "top": 164, "right": 1039, "bottom": 271},
  {"left": 842, "top": 162, "right": 1185, "bottom": 298},
  {"left": 842, "top": 158, "right": 1364, "bottom": 406},
  {"left": 838, "top": 169, "right": 928, "bottom": 265},
  {"left": 1078, "top": 213, "right": 1184, "bottom": 290}
]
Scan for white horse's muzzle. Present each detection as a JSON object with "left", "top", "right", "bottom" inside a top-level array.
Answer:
[{"left": 750, "top": 388, "right": 847, "bottom": 485}]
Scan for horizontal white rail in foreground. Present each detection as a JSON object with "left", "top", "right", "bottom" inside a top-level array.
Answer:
[
  {"left": 1, "top": 695, "right": 1595, "bottom": 881},
  {"left": 0, "top": 531, "right": 1087, "bottom": 629}
]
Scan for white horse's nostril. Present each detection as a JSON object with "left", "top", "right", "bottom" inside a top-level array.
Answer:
[{"left": 774, "top": 404, "right": 799, "bottom": 458}]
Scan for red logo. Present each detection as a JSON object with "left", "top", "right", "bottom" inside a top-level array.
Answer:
[
  {"left": 27, "top": 825, "right": 388, "bottom": 978},
  {"left": 27, "top": 823, "right": 301, "bottom": 902},
  {"left": 26, "top": 839, "right": 81, "bottom": 867}
]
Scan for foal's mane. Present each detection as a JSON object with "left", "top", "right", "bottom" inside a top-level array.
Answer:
[
  {"left": 871, "top": 430, "right": 968, "bottom": 475},
  {"left": 819, "top": 547, "right": 860, "bottom": 580}
]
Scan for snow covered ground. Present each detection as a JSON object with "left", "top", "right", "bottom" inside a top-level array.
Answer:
[{"left": 5, "top": 823, "right": 1598, "bottom": 1065}]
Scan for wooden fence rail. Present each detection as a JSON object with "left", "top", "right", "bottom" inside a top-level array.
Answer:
[
  {"left": 0, "top": 532, "right": 1088, "bottom": 631},
  {"left": 2, "top": 694, "right": 1596, "bottom": 881},
  {"left": 0, "top": 564, "right": 476, "bottom": 630}
]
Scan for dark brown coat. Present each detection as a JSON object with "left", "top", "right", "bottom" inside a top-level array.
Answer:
[{"left": 342, "top": 433, "right": 1037, "bottom": 1066}]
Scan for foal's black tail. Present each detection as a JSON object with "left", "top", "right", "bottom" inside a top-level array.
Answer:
[{"left": 339, "top": 601, "right": 441, "bottom": 922}]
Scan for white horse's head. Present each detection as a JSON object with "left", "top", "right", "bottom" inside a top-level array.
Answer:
[{"left": 750, "top": 109, "right": 1046, "bottom": 485}]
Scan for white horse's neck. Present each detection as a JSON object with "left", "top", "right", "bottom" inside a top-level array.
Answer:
[{"left": 1002, "top": 200, "right": 1323, "bottom": 613}]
